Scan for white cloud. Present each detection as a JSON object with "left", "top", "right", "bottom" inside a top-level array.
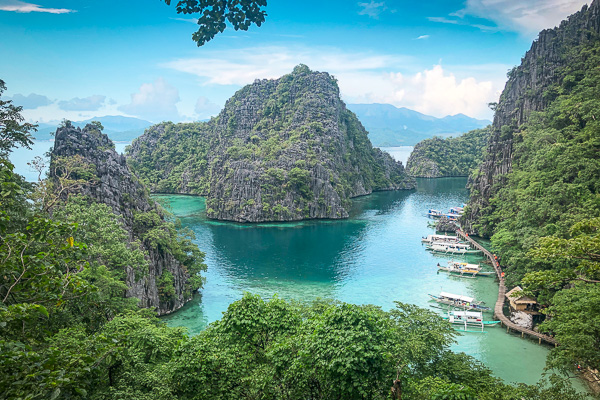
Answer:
[
  {"left": 431, "top": 0, "right": 589, "bottom": 36},
  {"left": 409, "top": 65, "right": 494, "bottom": 117},
  {"left": 169, "top": 17, "right": 198, "bottom": 24},
  {"left": 163, "top": 46, "right": 414, "bottom": 86},
  {"left": 6, "top": 93, "right": 52, "bottom": 109},
  {"left": 357, "top": 1, "right": 387, "bottom": 19},
  {"left": 119, "top": 78, "right": 180, "bottom": 123},
  {"left": 163, "top": 46, "right": 505, "bottom": 119},
  {"left": 416, "top": 35, "right": 430, "bottom": 40},
  {"left": 427, "top": 16, "right": 497, "bottom": 32},
  {"left": 58, "top": 95, "right": 106, "bottom": 111},
  {"left": 427, "top": 16, "right": 459, "bottom": 25},
  {"left": 194, "top": 96, "right": 221, "bottom": 120},
  {"left": 461, "top": 0, "right": 589, "bottom": 35},
  {"left": 0, "top": 0, "right": 74, "bottom": 14}
]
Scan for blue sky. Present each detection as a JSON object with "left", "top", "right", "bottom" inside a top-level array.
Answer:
[{"left": 0, "top": 0, "right": 590, "bottom": 123}]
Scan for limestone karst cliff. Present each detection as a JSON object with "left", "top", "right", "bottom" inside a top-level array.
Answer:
[
  {"left": 462, "top": 0, "right": 600, "bottom": 235},
  {"left": 127, "top": 65, "right": 415, "bottom": 222},
  {"left": 49, "top": 122, "right": 205, "bottom": 315}
]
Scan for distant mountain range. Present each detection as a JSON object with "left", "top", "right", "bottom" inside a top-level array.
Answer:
[
  {"left": 33, "top": 115, "right": 153, "bottom": 142},
  {"left": 347, "top": 104, "right": 491, "bottom": 146},
  {"left": 31, "top": 106, "right": 490, "bottom": 147}
]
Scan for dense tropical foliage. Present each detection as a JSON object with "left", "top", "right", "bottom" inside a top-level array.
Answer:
[
  {"left": 463, "top": 33, "right": 600, "bottom": 375},
  {"left": 406, "top": 127, "right": 491, "bottom": 178},
  {"left": 162, "top": 0, "right": 267, "bottom": 46}
]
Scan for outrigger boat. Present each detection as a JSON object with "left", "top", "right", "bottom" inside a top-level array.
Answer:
[
  {"left": 444, "top": 310, "right": 500, "bottom": 331},
  {"left": 449, "top": 206, "right": 464, "bottom": 215},
  {"left": 437, "top": 261, "right": 495, "bottom": 278},
  {"left": 428, "top": 291, "right": 491, "bottom": 312},
  {"left": 426, "top": 242, "right": 482, "bottom": 255},
  {"left": 421, "top": 234, "right": 462, "bottom": 244},
  {"left": 427, "top": 209, "right": 443, "bottom": 218}
]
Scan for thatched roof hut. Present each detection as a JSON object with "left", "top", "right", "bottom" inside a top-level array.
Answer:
[{"left": 506, "top": 286, "right": 540, "bottom": 314}]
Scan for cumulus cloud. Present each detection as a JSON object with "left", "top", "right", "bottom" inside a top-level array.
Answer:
[
  {"left": 163, "top": 46, "right": 505, "bottom": 119},
  {"left": 6, "top": 93, "right": 52, "bottom": 109},
  {"left": 0, "top": 0, "right": 74, "bottom": 14},
  {"left": 195, "top": 97, "right": 221, "bottom": 119},
  {"left": 409, "top": 65, "right": 494, "bottom": 117},
  {"left": 58, "top": 95, "right": 106, "bottom": 111},
  {"left": 119, "top": 78, "right": 180, "bottom": 122},
  {"left": 430, "top": 0, "right": 589, "bottom": 36},
  {"left": 357, "top": 1, "right": 387, "bottom": 18}
]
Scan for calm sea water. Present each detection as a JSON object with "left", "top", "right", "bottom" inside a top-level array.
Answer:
[
  {"left": 378, "top": 146, "right": 413, "bottom": 166},
  {"left": 158, "top": 179, "right": 562, "bottom": 387},
  {"left": 9, "top": 143, "right": 583, "bottom": 389}
]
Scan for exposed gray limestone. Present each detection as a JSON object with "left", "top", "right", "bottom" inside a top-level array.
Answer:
[{"left": 50, "top": 124, "right": 193, "bottom": 315}]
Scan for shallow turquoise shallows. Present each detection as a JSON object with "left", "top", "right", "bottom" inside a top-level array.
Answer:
[{"left": 158, "top": 177, "right": 569, "bottom": 387}]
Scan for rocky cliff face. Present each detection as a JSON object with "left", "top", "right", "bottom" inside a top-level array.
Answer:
[
  {"left": 463, "top": 1, "right": 600, "bottom": 234},
  {"left": 50, "top": 123, "right": 196, "bottom": 315},
  {"left": 128, "top": 65, "right": 415, "bottom": 222}
]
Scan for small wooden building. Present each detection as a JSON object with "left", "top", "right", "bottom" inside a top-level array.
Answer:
[{"left": 505, "top": 286, "right": 540, "bottom": 314}]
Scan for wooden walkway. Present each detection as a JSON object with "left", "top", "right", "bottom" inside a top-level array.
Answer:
[{"left": 455, "top": 230, "right": 558, "bottom": 346}]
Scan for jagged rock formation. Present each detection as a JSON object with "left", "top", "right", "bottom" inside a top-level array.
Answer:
[
  {"left": 50, "top": 123, "right": 200, "bottom": 315},
  {"left": 435, "top": 216, "right": 459, "bottom": 233},
  {"left": 406, "top": 127, "right": 490, "bottom": 178},
  {"left": 463, "top": 1, "right": 600, "bottom": 234},
  {"left": 127, "top": 65, "right": 415, "bottom": 222}
]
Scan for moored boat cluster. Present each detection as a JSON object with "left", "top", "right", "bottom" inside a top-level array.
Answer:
[{"left": 422, "top": 205, "right": 499, "bottom": 331}]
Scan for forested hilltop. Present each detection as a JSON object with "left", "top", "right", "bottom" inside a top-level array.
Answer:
[
  {"left": 127, "top": 65, "right": 414, "bottom": 223},
  {"left": 405, "top": 127, "right": 491, "bottom": 178},
  {"left": 461, "top": 1, "right": 600, "bottom": 380}
]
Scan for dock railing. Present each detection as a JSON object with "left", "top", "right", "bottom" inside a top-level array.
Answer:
[{"left": 455, "top": 230, "right": 558, "bottom": 346}]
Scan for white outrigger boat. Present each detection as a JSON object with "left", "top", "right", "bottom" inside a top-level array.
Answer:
[
  {"left": 427, "top": 209, "right": 443, "bottom": 218},
  {"left": 444, "top": 310, "right": 500, "bottom": 331},
  {"left": 426, "top": 242, "right": 482, "bottom": 255},
  {"left": 421, "top": 234, "right": 462, "bottom": 244},
  {"left": 449, "top": 206, "right": 464, "bottom": 215},
  {"left": 428, "top": 291, "right": 491, "bottom": 312},
  {"left": 437, "top": 261, "right": 495, "bottom": 278}
]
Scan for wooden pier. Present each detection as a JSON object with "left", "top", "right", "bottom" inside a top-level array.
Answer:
[{"left": 455, "top": 230, "right": 558, "bottom": 346}]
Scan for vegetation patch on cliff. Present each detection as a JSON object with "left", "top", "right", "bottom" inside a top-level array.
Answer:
[
  {"left": 463, "top": 2, "right": 600, "bottom": 376},
  {"left": 406, "top": 127, "right": 491, "bottom": 178},
  {"left": 127, "top": 65, "right": 415, "bottom": 223}
]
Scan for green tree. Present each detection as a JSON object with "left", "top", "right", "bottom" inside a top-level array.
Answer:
[
  {"left": 0, "top": 79, "right": 36, "bottom": 156},
  {"left": 162, "top": 0, "right": 267, "bottom": 46}
]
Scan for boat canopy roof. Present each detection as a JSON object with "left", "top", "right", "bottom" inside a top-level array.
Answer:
[
  {"left": 450, "top": 262, "right": 480, "bottom": 269},
  {"left": 450, "top": 310, "right": 482, "bottom": 318},
  {"left": 440, "top": 292, "right": 474, "bottom": 303}
]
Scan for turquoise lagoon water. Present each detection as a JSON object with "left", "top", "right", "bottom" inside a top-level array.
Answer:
[
  {"left": 158, "top": 178, "right": 560, "bottom": 387},
  {"left": 9, "top": 143, "right": 580, "bottom": 389}
]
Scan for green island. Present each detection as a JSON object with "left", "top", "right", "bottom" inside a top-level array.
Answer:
[
  {"left": 2, "top": 0, "right": 600, "bottom": 399},
  {"left": 406, "top": 127, "right": 491, "bottom": 178},
  {"left": 126, "top": 64, "right": 414, "bottom": 223}
]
